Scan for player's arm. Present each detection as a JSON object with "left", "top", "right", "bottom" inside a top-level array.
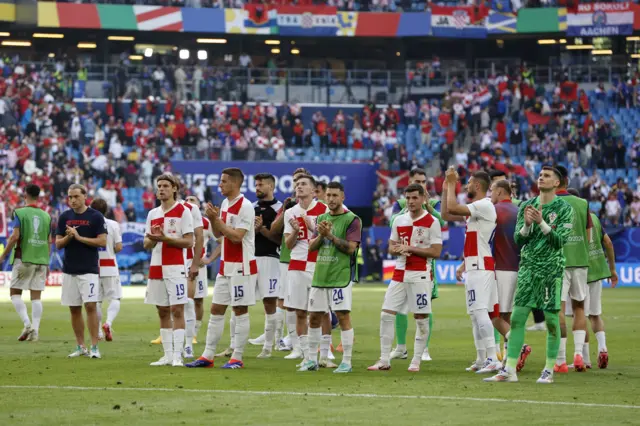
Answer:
[
  {"left": 0, "top": 227, "right": 19, "bottom": 262},
  {"left": 387, "top": 221, "right": 404, "bottom": 256},
  {"left": 55, "top": 216, "right": 73, "bottom": 249},
  {"left": 514, "top": 202, "right": 533, "bottom": 246},
  {"left": 210, "top": 215, "right": 247, "bottom": 244},
  {"left": 308, "top": 233, "right": 324, "bottom": 252},
  {"left": 214, "top": 203, "right": 252, "bottom": 244},
  {"left": 72, "top": 214, "right": 108, "bottom": 248},
  {"left": 114, "top": 227, "right": 123, "bottom": 253},
  {"left": 390, "top": 200, "right": 402, "bottom": 216},
  {"left": 75, "top": 232, "right": 107, "bottom": 248},
  {"left": 284, "top": 210, "right": 300, "bottom": 250},
  {"left": 191, "top": 225, "right": 204, "bottom": 274},
  {"left": 162, "top": 232, "right": 194, "bottom": 249},
  {"left": 586, "top": 203, "right": 593, "bottom": 242},
  {"left": 406, "top": 220, "right": 443, "bottom": 259},
  {"left": 441, "top": 183, "right": 467, "bottom": 222},
  {"left": 259, "top": 203, "right": 288, "bottom": 243},
  {"left": 538, "top": 204, "right": 574, "bottom": 250},
  {"left": 602, "top": 233, "right": 618, "bottom": 287}
]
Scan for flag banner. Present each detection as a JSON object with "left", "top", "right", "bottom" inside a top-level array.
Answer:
[
  {"left": 133, "top": 5, "right": 183, "bottom": 31},
  {"left": 487, "top": 11, "right": 516, "bottom": 34},
  {"left": 276, "top": 5, "right": 337, "bottom": 36},
  {"left": 525, "top": 110, "right": 551, "bottom": 126},
  {"left": 567, "top": 2, "right": 633, "bottom": 37},
  {"left": 243, "top": 4, "right": 277, "bottom": 33},
  {"left": 336, "top": 11, "right": 357, "bottom": 36},
  {"left": 431, "top": 5, "right": 488, "bottom": 38}
]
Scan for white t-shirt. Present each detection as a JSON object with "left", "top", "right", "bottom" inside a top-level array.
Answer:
[
  {"left": 218, "top": 195, "right": 256, "bottom": 277},
  {"left": 464, "top": 198, "right": 497, "bottom": 271},
  {"left": 146, "top": 202, "right": 194, "bottom": 280},
  {"left": 283, "top": 200, "right": 328, "bottom": 273},
  {"left": 390, "top": 211, "right": 442, "bottom": 282},
  {"left": 99, "top": 218, "right": 122, "bottom": 277},
  {"left": 182, "top": 201, "right": 203, "bottom": 261}
]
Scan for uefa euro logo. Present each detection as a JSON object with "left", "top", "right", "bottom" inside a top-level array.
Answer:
[
  {"left": 593, "top": 10, "right": 607, "bottom": 27},
  {"left": 33, "top": 216, "right": 40, "bottom": 234}
]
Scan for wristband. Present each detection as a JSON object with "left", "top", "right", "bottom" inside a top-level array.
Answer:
[
  {"left": 520, "top": 224, "right": 531, "bottom": 236},
  {"left": 539, "top": 220, "right": 552, "bottom": 235}
]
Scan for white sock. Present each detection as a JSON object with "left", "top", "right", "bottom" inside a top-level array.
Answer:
[
  {"left": 286, "top": 310, "right": 299, "bottom": 349},
  {"left": 471, "top": 314, "right": 486, "bottom": 363},
  {"left": 185, "top": 299, "right": 196, "bottom": 349},
  {"left": 195, "top": 320, "right": 203, "bottom": 339},
  {"left": 231, "top": 313, "right": 249, "bottom": 361},
  {"left": 308, "top": 327, "right": 322, "bottom": 364},
  {"left": 380, "top": 312, "right": 395, "bottom": 364},
  {"left": 106, "top": 299, "right": 120, "bottom": 326},
  {"left": 172, "top": 328, "right": 185, "bottom": 361},
  {"left": 583, "top": 342, "right": 591, "bottom": 365},
  {"left": 229, "top": 312, "right": 237, "bottom": 350},
  {"left": 473, "top": 310, "right": 497, "bottom": 360},
  {"left": 299, "top": 334, "right": 310, "bottom": 361},
  {"left": 97, "top": 302, "right": 103, "bottom": 326},
  {"left": 320, "top": 334, "right": 331, "bottom": 360},
  {"left": 160, "top": 328, "right": 173, "bottom": 359},
  {"left": 341, "top": 328, "right": 354, "bottom": 366},
  {"left": 396, "top": 343, "right": 407, "bottom": 352},
  {"left": 573, "top": 330, "right": 586, "bottom": 355},
  {"left": 413, "top": 318, "right": 430, "bottom": 364},
  {"left": 11, "top": 295, "right": 30, "bottom": 327},
  {"left": 263, "top": 313, "right": 277, "bottom": 351},
  {"left": 274, "top": 307, "right": 285, "bottom": 343},
  {"left": 31, "top": 300, "right": 43, "bottom": 332},
  {"left": 557, "top": 337, "right": 567, "bottom": 364},
  {"left": 595, "top": 331, "right": 607, "bottom": 352},
  {"left": 202, "top": 315, "right": 225, "bottom": 360}
]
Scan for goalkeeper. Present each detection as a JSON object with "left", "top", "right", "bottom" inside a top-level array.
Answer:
[{"left": 485, "top": 167, "right": 574, "bottom": 384}]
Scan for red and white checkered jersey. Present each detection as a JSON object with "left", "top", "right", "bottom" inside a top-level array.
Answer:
[
  {"left": 463, "top": 198, "right": 497, "bottom": 271},
  {"left": 146, "top": 202, "right": 194, "bottom": 280},
  {"left": 182, "top": 201, "right": 203, "bottom": 261},
  {"left": 218, "top": 195, "right": 257, "bottom": 277},
  {"left": 284, "top": 200, "right": 328, "bottom": 273},
  {"left": 390, "top": 211, "right": 442, "bottom": 282},
  {"left": 99, "top": 218, "right": 122, "bottom": 277}
]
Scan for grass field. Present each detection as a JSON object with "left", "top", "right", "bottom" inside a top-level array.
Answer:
[{"left": 0, "top": 284, "right": 639, "bottom": 426}]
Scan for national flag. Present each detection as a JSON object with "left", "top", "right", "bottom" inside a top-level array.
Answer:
[
  {"left": 336, "top": 11, "right": 358, "bottom": 36},
  {"left": 225, "top": 8, "right": 277, "bottom": 34},
  {"left": 244, "top": 4, "right": 277, "bottom": 33},
  {"left": 431, "top": 5, "right": 488, "bottom": 38},
  {"left": 487, "top": 11, "right": 516, "bottom": 34},
  {"left": 133, "top": 6, "right": 183, "bottom": 31},
  {"left": 276, "top": 5, "right": 337, "bottom": 36},
  {"left": 475, "top": 88, "right": 492, "bottom": 108},
  {"left": 525, "top": 111, "right": 551, "bottom": 126},
  {"left": 567, "top": 2, "right": 632, "bottom": 37}
]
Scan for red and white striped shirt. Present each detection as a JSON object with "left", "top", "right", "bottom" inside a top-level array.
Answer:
[
  {"left": 284, "top": 200, "right": 328, "bottom": 273},
  {"left": 463, "top": 198, "right": 497, "bottom": 271},
  {"left": 182, "top": 200, "right": 204, "bottom": 261},
  {"left": 146, "top": 202, "right": 194, "bottom": 280},
  {"left": 99, "top": 218, "right": 122, "bottom": 277},
  {"left": 390, "top": 211, "right": 442, "bottom": 282},
  {"left": 218, "top": 195, "right": 257, "bottom": 277}
]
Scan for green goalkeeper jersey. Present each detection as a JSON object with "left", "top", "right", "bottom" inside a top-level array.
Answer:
[{"left": 513, "top": 195, "right": 574, "bottom": 311}]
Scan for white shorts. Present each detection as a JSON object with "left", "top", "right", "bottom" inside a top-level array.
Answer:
[
  {"left": 145, "top": 277, "right": 188, "bottom": 307},
  {"left": 309, "top": 283, "right": 353, "bottom": 313},
  {"left": 278, "top": 262, "right": 289, "bottom": 300},
  {"left": 284, "top": 270, "right": 312, "bottom": 311},
  {"left": 382, "top": 278, "right": 432, "bottom": 315},
  {"left": 464, "top": 270, "right": 498, "bottom": 315},
  {"left": 61, "top": 273, "right": 100, "bottom": 306},
  {"left": 99, "top": 276, "right": 122, "bottom": 301},
  {"left": 495, "top": 270, "right": 517, "bottom": 313},
  {"left": 562, "top": 267, "right": 588, "bottom": 302},
  {"left": 10, "top": 260, "right": 46, "bottom": 291},
  {"left": 195, "top": 266, "right": 208, "bottom": 299},
  {"left": 585, "top": 280, "right": 603, "bottom": 317},
  {"left": 212, "top": 274, "right": 257, "bottom": 307},
  {"left": 256, "top": 257, "right": 280, "bottom": 300}
]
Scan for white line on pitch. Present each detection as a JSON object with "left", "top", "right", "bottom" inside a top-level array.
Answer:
[{"left": 1, "top": 385, "right": 638, "bottom": 410}]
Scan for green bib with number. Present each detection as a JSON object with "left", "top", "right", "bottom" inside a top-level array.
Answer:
[
  {"left": 586, "top": 213, "right": 611, "bottom": 283},
  {"left": 562, "top": 195, "right": 590, "bottom": 268},
  {"left": 312, "top": 211, "right": 360, "bottom": 289}
]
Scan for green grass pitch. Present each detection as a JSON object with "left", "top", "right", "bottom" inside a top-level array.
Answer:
[{"left": 1, "top": 285, "right": 639, "bottom": 425}]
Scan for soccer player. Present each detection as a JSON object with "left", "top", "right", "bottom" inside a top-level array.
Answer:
[
  {"left": 442, "top": 168, "right": 501, "bottom": 374},
  {"left": 144, "top": 174, "right": 194, "bottom": 367},
  {"left": 89, "top": 199, "right": 123, "bottom": 342},
  {"left": 486, "top": 167, "right": 573, "bottom": 383},
  {"left": 368, "top": 183, "right": 442, "bottom": 372},
  {"left": 187, "top": 168, "right": 257, "bottom": 369},
  {"left": 283, "top": 174, "right": 328, "bottom": 366},
  {"left": 583, "top": 200, "right": 618, "bottom": 369},
  {"left": 315, "top": 180, "right": 327, "bottom": 203},
  {"left": 389, "top": 168, "right": 443, "bottom": 362},
  {"left": 0, "top": 184, "right": 51, "bottom": 342},
  {"left": 182, "top": 196, "right": 204, "bottom": 359},
  {"left": 250, "top": 173, "right": 283, "bottom": 358},
  {"left": 56, "top": 184, "right": 107, "bottom": 359},
  {"left": 302, "top": 182, "right": 361, "bottom": 373},
  {"left": 554, "top": 165, "right": 591, "bottom": 373},
  {"left": 490, "top": 170, "right": 521, "bottom": 206},
  {"left": 186, "top": 195, "right": 215, "bottom": 347}
]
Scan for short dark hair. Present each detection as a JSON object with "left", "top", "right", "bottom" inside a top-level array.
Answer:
[
  {"left": 327, "top": 181, "right": 344, "bottom": 192},
  {"left": 493, "top": 180, "right": 511, "bottom": 195},
  {"left": 222, "top": 167, "right": 245, "bottom": 183},
  {"left": 68, "top": 183, "right": 87, "bottom": 195},
  {"left": 489, "top": 170, "right": 507, "bottom": 180},
  {"left": 404, "top": 183, "right": 425, "bottom": 196},
  {"left": 255, "top": 173, "right": 275, "bottom": 185},
  {"left": 472, "top": 171, "right": 491, "bottom": 192},
  {"left": 25, "top": 184, "right": 40, "bottom": 199},
  {"left": 555, "top": 165, "right": 569, "bottom": 186},
  {"left": 294, "top": 174, "right": 316, "bottom": 186},
  {"left": 316, "top": 180, "right": 328, "bottom": 191},
  {"left": 409, "top": 168, "right": 427, "bottom": 178},
  {"left": 90, "top": 198, "right": 108, "bottom": 215},
  {"left": 567, "top": 187, "right": 581, "bottom": 197},
  {"left": 542, "top": 166, "right": 562, "bottom": 181}
]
